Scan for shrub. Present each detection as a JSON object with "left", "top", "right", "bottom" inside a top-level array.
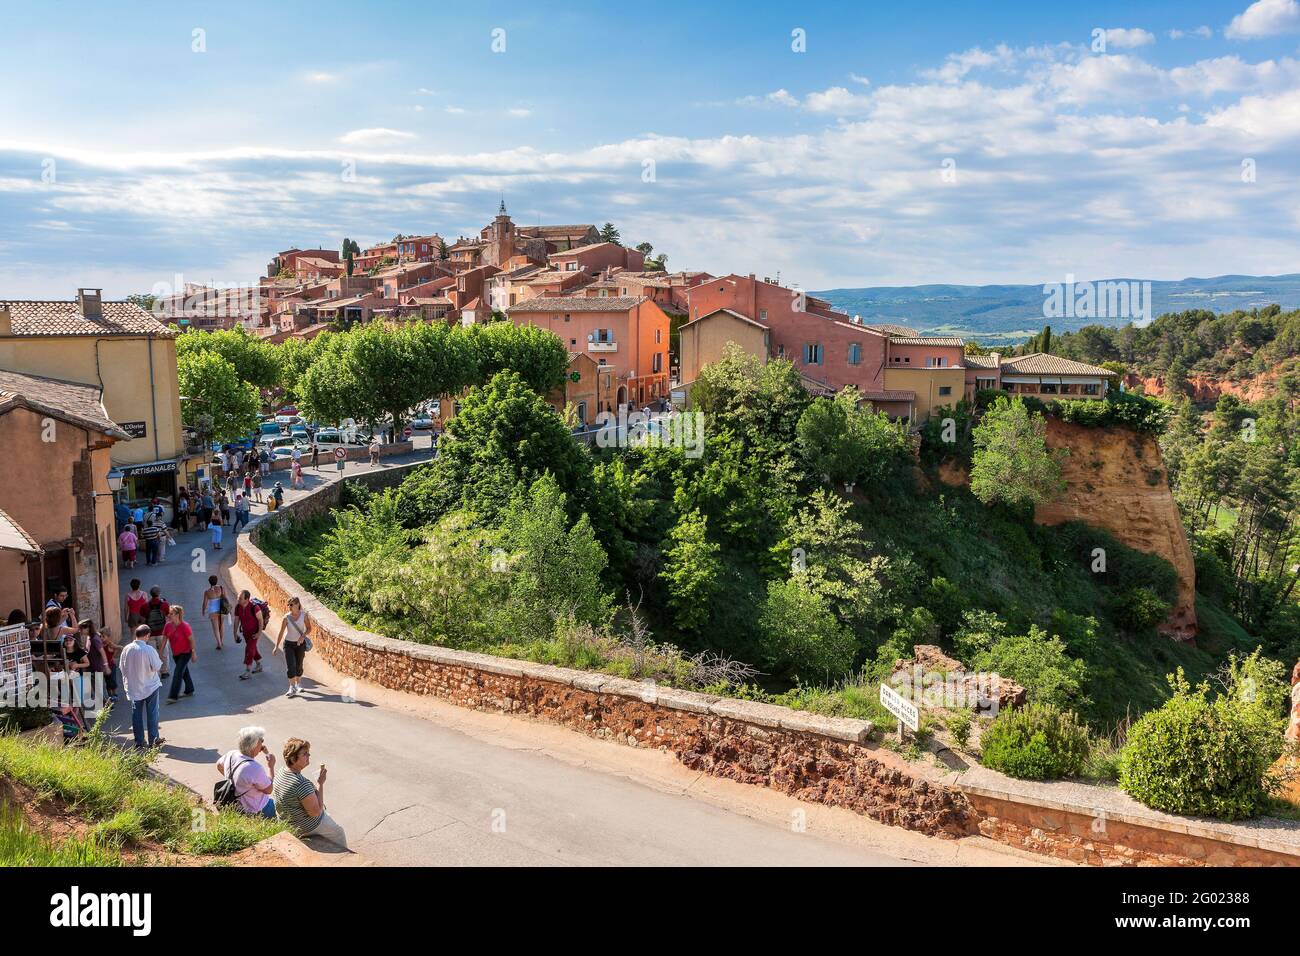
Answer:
[
  {"left": 945, "top": 710, "right": 973, "bottom": 749},
  {"left": 972, "top": 625, "right": 1090, "bottom": 711},
  {"left": 758, "top": 576, "right": 858, "bottom": 682},
  {"left": 979, "top": 703, "right": 1091, "bottom": 779},
  {"left": 0, "top": 706, "right": 54, "bottom": 733},
  {"left": 1111, "top": 586, "right": 1172, "bottom": 632},
  {"left": 1119, "top": 664, "right": 1287, "bottom": 820}
]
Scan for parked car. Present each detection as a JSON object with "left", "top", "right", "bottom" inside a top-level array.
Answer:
[
  {"left": 258, "top": 435, "right": 306, "bottom": 455},
  {"left": 289, "top": 424, "right": 310, "bottom": 440},
  {"left": 411, "top": 416, "right": 434, "bottom": 430},
  {"left": 258, "top": 421, "right": 281, "bottom": 437}
]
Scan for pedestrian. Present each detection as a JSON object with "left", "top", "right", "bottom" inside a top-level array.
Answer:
[
  {"left": 157, "top": 520, "right": 176, "bottom": 563},
  {"left": 176, "top": 491, "right": 190, "bottom": 533},
  {"left": 232, "top": 493, "right": 250, "bottom": 534},
  {"left": 252, "top": 467, "right": 264, "bottom": 504},
  {"left": 144, "top": 585, "right": 171, "bottom": 678},
  {"left": 369, "top": 437, "right": 380, "bottom": 466},
  {"left": 45, "top": 587, "right": 72, "bottom": 613},
  {"left": 60, "top": 630, "right": 91, "bottom": 705},
  {"left": 291, "top": 457, "right": 304, "bottom": 490},
  {"left": 79, "top": 618, "right": 110, "bottom": 706},
  {"left": 216, "top": 727, "right": 277, "bottom": 819},
  {"left": 163, "top": 604, "right": 196, "bottom": 703},
  {"left": 101, "top": 626, "right": 119, "bottom": 701},
  {"left": 234, "top": 590, "right": 266, "bottom": 680},
  {"left": 120, "top": 624, "right": 163, "bottom": 749},
  {"left": 118, "top": 523, "right": 138, "bottom": 568},
  {"left": 123, "top": 577, "right": 148, "bottom": 631},
  {"left": 311, "top": 442, "right": 319, "bottom": 470},
  {"left": 199, "top": 488, "right": 215, "bottom": 528},
  {"left": 226, "top": 470, "right": 238, "bottom": 499},
  {"left": 114, "top": 499, "right": 131, "bottom": 535},
  {"left": 210, "top": 509, "right": 224, "bottom": 550},
  {"left": 202, "top": 574, "right": 229, "bottom": 650},
  {"left": 272, "top": 596, "right": 310, "bottom": 698},
  {"left": 271, "top": 481, "right": 284, "bottom": 510},
  {"left": 259, "top": 448, "right": 270, "bottom": 478},
  {"left": 140, "top": 517, "right": 163, "bottom": 566},
  {"left": 243, "top": 468, "right": 253, "bottom": 500},
  {"left": 273, "top": 737, "right": 346, "bottom": 849}
]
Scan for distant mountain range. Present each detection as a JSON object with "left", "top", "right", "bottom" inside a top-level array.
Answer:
[{"left": 815, "top": 274, "right": 1300, "bottom": 346}]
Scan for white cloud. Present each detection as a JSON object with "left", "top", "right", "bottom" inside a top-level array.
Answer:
[
  {"left": 924, "top": 44, "right": 1016, "bottom": 83},
  {"left": 507, "top": 108, "right": 532, "bottom": 118},
  {"left": 848, "top": 73, "right": 871, "bottom": 86},
  {"left": 337, "top": 128, "right": 417, "bottom": 146},
  {"left": 1226, "top": 0, "right": 1300, "bottom": 39},
  {"left": 444, "top": 106, "right": 466, "bottom": 115},
  {"left": 1104, "top": 28, "right": 1156, "bottom": 48},
  {"left": 305, "top": 71, "right": 337, "bottom": 83},
  {"left": 1169, "top": 26, "right": 1214, "bottom": 39}
]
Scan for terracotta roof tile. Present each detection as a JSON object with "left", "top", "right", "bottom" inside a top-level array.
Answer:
[
  {"left": 1002, "top": 353, "right": 1117, "bottom": 376},
  {"left": 0, "top": 368, "right": 130, "bottom": 439},
  {"left": 0, "top": 300, "right": 173, "bottom": 337},
  {"left": 506, "top": 296, "right": 644, "bottom": 313}
]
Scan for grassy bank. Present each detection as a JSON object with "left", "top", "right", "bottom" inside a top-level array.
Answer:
[{"left": 0, "top": 716, "right": 283, "bottom": 865}]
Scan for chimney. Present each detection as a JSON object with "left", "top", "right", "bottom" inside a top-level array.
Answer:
[
  {"left": 0, "top": 305, "right": 10, "bottom": 336},
  {"left": 77, "top": 288, "right": 103, "bottom": 319}
]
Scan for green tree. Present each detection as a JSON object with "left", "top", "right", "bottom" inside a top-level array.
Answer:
[
  {"left": 970, "top": 397, "right": 1065, "bottom": 508},
  {"left": 177, "top": 350, "right": 260, "bottom": 444},
  {"left": 397, "top": 370, "right": 593, "bottom": 525},
  {"left": 494, "top": 475, "right": 612, "bottom": 642},
  {"left": 758, "top": 577, "right": 857, "bottom": 681},
  {"left": 468, "top": 322, "right": 568, "bottom": 393},
  {"left": 599, "top": 222, "right": 621, "bottom": 246},
  {"left": 660, "top": 509, "right": 722, "bottom": 635},
  {"left": 797, "top": 388, "right": 909, "bottom": 489},
  {"left": 634, "top": 241, "right": 653, "bottom": 257},
  {"left": 175, "top": 327, "right": 280, "bottom": 390}
]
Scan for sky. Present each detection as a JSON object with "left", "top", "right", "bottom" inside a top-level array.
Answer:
[{"left": 3, "top": 0, "right": 1300, "bottom": 297}]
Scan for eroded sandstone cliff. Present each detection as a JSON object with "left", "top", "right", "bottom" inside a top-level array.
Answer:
[{"left": 1034, "top": 418, "right": 1197, "bottom": 641}]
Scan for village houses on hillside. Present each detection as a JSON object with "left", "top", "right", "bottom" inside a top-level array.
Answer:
[{"left": 177, "top": 201, "right": 1117, "bottom": 426}]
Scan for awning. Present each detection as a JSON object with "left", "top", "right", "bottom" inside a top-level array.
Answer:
[
  {"left": 0, "top": 508, "right": 40, "bottom": 555},
  {"left": 118, "top": 459, "right": 178, "bottom": 478}
]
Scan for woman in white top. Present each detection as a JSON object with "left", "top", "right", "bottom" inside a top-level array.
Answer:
[{"left": 272, "top": 596, "right": 309, "bottom": 698}]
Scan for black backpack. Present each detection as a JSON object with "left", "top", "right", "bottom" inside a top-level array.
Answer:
[
  {"left": 213, "top": 756, "right": 252, "bottom": 808},
  {"left": 146, "top": 599, "right": 167, "bottom": 633}
]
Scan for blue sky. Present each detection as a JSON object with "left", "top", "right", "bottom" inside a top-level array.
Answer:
[{"left": 3, "top": 0, "right": 1300, "bottom": 297}]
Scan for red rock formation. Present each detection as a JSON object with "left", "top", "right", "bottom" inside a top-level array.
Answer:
[
  {"left": 1126, "top": 371, "right": 1278, "bottom": 404},
  {"left": 1034, "top": 418, "right": 1197, "bottom": 641}
]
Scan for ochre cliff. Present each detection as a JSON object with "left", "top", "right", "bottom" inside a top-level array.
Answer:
[
  {"left": 1125, "top": 371, "right": 1277, "bottom": 404},
  {"left": 1034, "top": 418, "right": 1197, "bottom": 641}
]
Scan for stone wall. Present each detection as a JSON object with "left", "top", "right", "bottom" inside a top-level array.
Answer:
[
  {"left": 239, "top": 470, "right": 1300, "bottom": 865},
  {"left": 964, "top": 791, "right": 1300, "bottom": 867}
]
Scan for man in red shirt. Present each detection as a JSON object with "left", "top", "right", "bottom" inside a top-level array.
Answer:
[
  {"left": 234, "top": 590, "right": 266, "bottom": 680},
  {"left": 163, "top": 605, "right": 197, "bottom": 703}
]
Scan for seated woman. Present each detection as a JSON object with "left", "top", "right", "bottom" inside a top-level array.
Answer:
[{"left": 216, "top": 726, "right": 277, "bottom": 819}]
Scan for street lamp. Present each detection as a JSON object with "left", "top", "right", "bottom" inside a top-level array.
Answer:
[{"left": 106, "top": 467, "right": 124, "bottom": 493}]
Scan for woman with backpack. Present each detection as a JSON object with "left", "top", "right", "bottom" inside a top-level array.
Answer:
[
  {"left": 215, "top": 726, "right": 276, "bottom": 818},
  {"left": 145, "top": 586, "right": 171, "bottom": 679},
  {"left": 123, "top": 578, "right": 148, "bottom": 632}
]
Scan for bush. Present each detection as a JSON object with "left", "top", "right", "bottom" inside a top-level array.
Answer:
[
  {"left": 1119, "top": 664, "right": 1287, "bottom": 820},
  {"left": 1111, "top": 586, "right": 1172, "bottom": 632},
  {"left": 979, "top": 703, "right": 1091, "bottom": 779}
]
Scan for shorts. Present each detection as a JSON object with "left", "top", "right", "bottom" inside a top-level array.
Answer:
[{"left": 122, "top": 549, "right": 137, "bottom": 562}]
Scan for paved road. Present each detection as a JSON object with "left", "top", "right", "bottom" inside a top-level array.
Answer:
[{"left": 106, "top": 440, "right": 1029, "bottom": 866}]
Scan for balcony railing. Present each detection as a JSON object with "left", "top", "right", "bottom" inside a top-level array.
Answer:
[{"left": 588, "top": 340, "right": 618, "bottom": 353}]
